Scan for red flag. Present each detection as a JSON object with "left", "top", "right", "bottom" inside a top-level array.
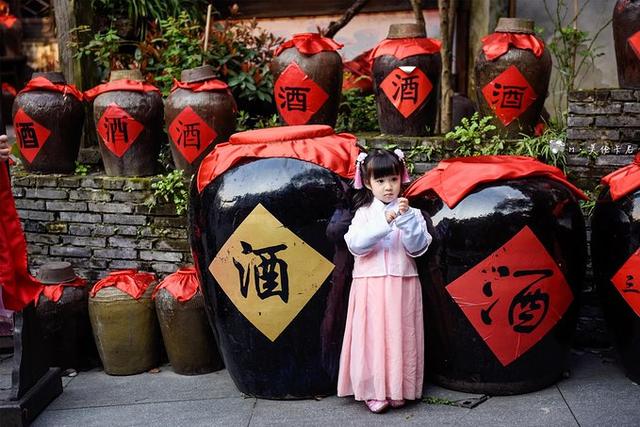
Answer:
[{"left": 0, "top": 161, "right": 43, "bottom": 311}]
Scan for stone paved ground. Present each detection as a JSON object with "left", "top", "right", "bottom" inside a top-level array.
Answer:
[{"left": 1, "top": 349, "right": 638, "bottom": 426}]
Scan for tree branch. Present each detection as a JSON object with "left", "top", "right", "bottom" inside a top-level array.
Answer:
[
  {"left": 409, "top": 0, "right": 426, "bottom": 29},
  {"left": 324, "top": 0, "right": 371, "bottom": 39}
]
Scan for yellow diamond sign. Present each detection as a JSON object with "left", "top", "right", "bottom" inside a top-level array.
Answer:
[{"left": 209, "top": 203, "right": 335, "bottom": 342}]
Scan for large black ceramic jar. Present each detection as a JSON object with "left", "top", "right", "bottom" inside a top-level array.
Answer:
[
  {"left": 86, "top": 70, "right": 163, "bottom": 176},
  {"left": 270, "top": 33, "right": 343, "bottom": 127},
  {"left": 34, "top": 262, "right": 91, "bottom": 371},
  {"left": 165, "top": 65, "right": 237, "bottom": 175},
  {"left": 406, "top": 156, "right": 587, "bottom": 395},
  {"left": 190, "top": 125, "right": 359, "bottom": 398},
  {"left": 371, "top": 23, "right": 441, "bottom": 136},
  {"left": 613, "top": 0, "right": 640, "bottom": 88},
  {"left": 474, "top": 18, "right": 551, "bottom": 138},
  {"left": 591, "top": 156, "right": 640, "bottom": 382},
  {"left": 12, "top": 72, "right": 84, "bottom": 173},
  {"left": 153, "top": 267, "right": 223, "bottom": 375}
]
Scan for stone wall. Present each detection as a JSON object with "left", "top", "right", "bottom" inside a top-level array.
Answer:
[{"left": 12, "top": 173, "right": 190, "bottom": 281}]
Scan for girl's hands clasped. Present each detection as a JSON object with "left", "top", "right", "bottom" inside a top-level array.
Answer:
[{"left": 385, "top": 197, "right": 409, "bottom": 224}]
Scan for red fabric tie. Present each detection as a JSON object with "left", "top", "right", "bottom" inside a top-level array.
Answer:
[
  {"left": 405, "top": 155, "right": 587, "bottom": 208},
  {"left": 35, "top": 277, "right": 87, "bottom": 304},
  {"left": 481, "top": 32, "right": 545, "bottom": 61},
  {"left": 343, "top": 50, "right": 373, "bottom": 92},
  {"left": 601, "top": 153, "right": 640, "bottom": 201},
  {"left": 170, "top": 78, "right": 230, "bottom": 93},
  {"left": 152, "top": 267, "right": 200, "bottom": 302},
  {"left": 2, "top": 82, "right": 17, "bottom": 97},
  {"left": 0, "top": 14, "right": 16, "bottom": 28},
  {"left": 90, "top": 269, "right": 156, "bottom": 300},
  {"left": 0, "top": 162, "right": 43, "bottom": 311},
  {"left": 84, "top": 79, "right": 160, "bottom": 101},
  {"left": 275, "top": 33, "right": 343, "bottom": 56},
  {"left": 197, "top": 125, "right": 360, "bottom": 193},
  {"left": 370, "top": 37, "right": 442, "bottom": 61},
  {"left": 19, "top": 76, "right": 84, "bottom": 101}
]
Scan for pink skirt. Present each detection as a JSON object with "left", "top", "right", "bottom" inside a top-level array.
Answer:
[{"left": 337, "top": 275, "right": 424, "bottom": 401}]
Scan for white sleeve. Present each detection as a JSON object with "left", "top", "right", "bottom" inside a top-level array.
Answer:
[
  {"left": 394, "top": 208, "right": 432, "bottom": 257},
  {"left": 344, "top": 207, "right": 392, "bottom": 256}
]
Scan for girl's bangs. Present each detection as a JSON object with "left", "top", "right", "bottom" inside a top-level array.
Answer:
[{"left": 368, "top": 154, "right": 402, "bottom": 179}]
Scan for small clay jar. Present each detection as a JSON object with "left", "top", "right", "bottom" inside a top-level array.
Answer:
[
  {"left": 270, "top": 33, "right": 343, "bottom": 127},
  {"left": 153, "top": 267, "right": 223, "bottom": 375},
  {"left": 12, "top": 72, "right": 85, "bottom": 173},
  {"left": 613, "top": 0, "right": 640, "bottom": 88},
  {"left": 371, "top": 23, "right": 442, "bottom": 136},
  {"left": 474, "top": 18, "right": 551, "bottom": 138},
  {"left": 165, "top": 65, "right": 237, "bottom": 175},
  {"left": 91, "top": 70, "right": 163, "bottom": 176}
]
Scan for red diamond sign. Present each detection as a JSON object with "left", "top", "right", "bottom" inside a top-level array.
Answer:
[
  {"left": 379, "top": 66, "right": 432, "bottom": 118},
  {"left": 168, "top": 107, "right": 217, "bottom": 164},
  {"left": 96, "top": 103, "right": 144, "bottom": 158},
  {"left": 274, "top": 62, "right": 329, "bottom": 125},
  {"left": 481, "top": 65, "right": 537, "bottom": 126},
  {"left": 611, "top": 248, "right": 640, "bottom": 317},
  {"left": 628, "top": 31, "right": 640, "bottom": 60},
  {"left": 14, "top": 108, "right": 51, "bottom": 164},
  {"left": 446, "top": 226, "right": 573, "bottom": 367}
]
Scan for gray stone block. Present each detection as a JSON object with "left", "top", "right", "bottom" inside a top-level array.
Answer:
[
  {"left": 88, "top": 202, "right": 134, "bottom": 214},
  {"left": 68, "top": 224, "right": 96, "bottom": 236},
  {"left": 26, "top": 233, "right": 61, "bottom": 245},
  {"left": 61, "top": 235, "right": 107, "bottom": 247},
  {"left": 109, "top": 259, "right": 142, "bottom": 270},
  {"left": 45, "top": 222, "right": 68, "bottom": 234},
  {"left": 568, "top": 103, "right": 622, "bottom": 115},
  {"left": 623, "top": 102, "right": 640, "bottom": 113},
  {"left": 69, "top": 189, "right": 112, "bottom": 202},
  {"left": 108, "top": 236, "right": 152, "bottom": 249},
  {"left": 46, "top": 201, "right": 89, "bottom": 212},
  {"left": 32, "top": 175, "right": 60, "bottom": 187},
  {"left": 94, "top": 248, "right": 138, "bottom": 260},
  {"left": 139, "top": 250, "right": 183, "bottom": 262},
  {"left": 14, "top": 199, "right": 46, "bottom": 210},
  {"left": 567, "top": 116, "right": 594, "bottom": 127},
  {"left": 50, "top": 246, "right": 93, "bottom": 258},
  {"left": 151, "top": 262, "right": 180, "bottom": 273},
  {"left": 18, "top": 210, "right": 55, "bottom": 221},
  {"left": 610, "top": 89, "right": 635, "bottom": 101},
  {"left": 25, "top": 188, "right": 68, "bottom": 199},
  {"left": 102, "top": 213, "right": 148, "bottom": 225},
  {"left": 59, "top": 212, "right": 102, "bottom": 223},
  {"left": 566, "top": 128, "right": 620, "bottom": 141},
  {"left": 594, "top": 116, "right": 640, "bottom": 127}
]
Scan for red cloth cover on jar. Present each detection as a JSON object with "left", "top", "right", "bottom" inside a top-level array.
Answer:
[
  {"left": 481, "top": 32, "right": 545, "bottom": 61},
  {"left": 152, "top": 267, "right": 200, "bottom": 302},
  {"left": 0, "top": 162, "right": 43, "bottom": 311},
  {"left": 370, "top": 37, "right": 442, "bottom": 60},
  {"left": 197, "top": 125, "right": 360, "bottom": 192},
  {"left": 601, "top": 153, "right": 640, "bottom": 201},
  {"left": 405, "top": 155, "right": 587, "bottom": 208},
  {"left": 90, "top": 270, "right": 156, "bottom": 300},
  {"left": 84, "top": 79, "right": 160, "bottom": 101},
  {"left": 35, "top": 277, "right": 87, "bottom": 304},
  {"left": 19, "top": 76, "right": 84, "bottom": 100},
  {"left": 170, "top": 79, "right": 230, "bottom": 93},
  {"left": 274, "top": 33, "right": 343, "bottom": 56},
  {"left": 0, "top": 14, "right": 16, "bottom": 28}
]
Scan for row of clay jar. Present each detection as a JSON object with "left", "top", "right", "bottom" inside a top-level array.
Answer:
[{"left": 35, "top": 262, "right": 222, "bottom": 376}]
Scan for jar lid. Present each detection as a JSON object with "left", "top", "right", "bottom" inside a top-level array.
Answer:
[
  {"left": 180, "top": 65, "right": 216, "bottom": 84},
  {"left": 387, "top": 23, "right": 427, "bottom": 39},
  {"left": 37, "top": 261, "right": 78, "bottom": 285},
  {"left": 494, "top": 18, "right": 535, "bottom": 34},
  {"left": 229, "top": 125, "right": 335, "bottom": 145},
  {"left": 32, "top": 72, "right": 66, "bottom": 85},
  {"left": 109, "top": 69, "right": 144, "bottom": 82}
]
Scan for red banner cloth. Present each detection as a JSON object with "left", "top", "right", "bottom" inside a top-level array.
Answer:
[
  {"left": 152, "top": 267, "right": 200, "bottom": 302},
  {"left": 601, "top": 153, "right": 640, "bottom": 201},
  {"left": 35, "top": 277, "right": 87, "bottom": 304},
  {"left": 0, "top": 162, "right": 43, "bottom": 311},
  {"left": 90, "top": 270, "right": 156, "bottom": 300},
  {"left": 405, "top": 155, "right": 587, "bottom": 208},
  {"left": 170, "top": 78, "right": 230, "bottom": 93},
  {"left": 19, "top": 76, "right": 84, "bottom": 100},
  {"left": 84, "top": 79, "right": 160, "bottom": 101},
  {"left": 274, "top": 33, "right": 343, "bottom": 56},
  {"left": 481, "top": 32, "right": 545, "bottom": 61},
  {"left": 197, "top": 125, "right": 360, "bottom": 192},
  {"left": 2, "top": 82, "right": 16, "bottom": 97},
  {"left": 343, "top": 50, "right": 373, "bottom": 93},
  {"left": 0, "top": 14, "right": 16, "bottom": 28},
  {"left": 370, "top": 37, "right": 442, "bottom": 61}
]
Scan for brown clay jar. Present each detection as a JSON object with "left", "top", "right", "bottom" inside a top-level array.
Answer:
[
  {"left": 371, "top": 23, "right": 442, "bottom": 136},
  {"left": 474, "top": 18, "right": 551, "bottom": 138},
  {"left": 91, "top": 70, "right": 163, "bottom": 176},
  {"left": 164, "top": 65, "right": 237, "bottom": 175},
  {"left": 12, "top": 72, "right": 85, "bottom": 173},
  {"left": 613, "top": 0, "right": 640, "bottom": 88},
  {"left": 270, "top": 33, "right": 343, "bottom": 127}
]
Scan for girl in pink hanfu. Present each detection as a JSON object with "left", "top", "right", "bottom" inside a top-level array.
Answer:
[{"left": 337, "top": 148, "right": 431, "bottom": 414}]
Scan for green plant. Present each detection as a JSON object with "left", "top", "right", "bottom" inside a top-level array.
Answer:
[
  {"left": 446, "top": 113, "right": 505, "bottom": 156},
  {"left": 74, "top": 162, "right": 89, "bottom": 176},
  {"left": 405, "top": 144, "right": 437, "bottom": 174},
  {"left": 236, "top": 111, "right": 280, "bottom": 131},
  {"left": 511, "top": 125, "right": 567, "bottom": 171},
  {"left": 579, "top": 186, "right": 601, "bottom": 218},
  {"left": 335, "top": 90, "right": 379, "bottom": 133},
  {"left": 543, "top": 0, "right": 611, "bottom": 124},
  {"left": 146, "top": 170, "right": 189, "bottom": 215}
]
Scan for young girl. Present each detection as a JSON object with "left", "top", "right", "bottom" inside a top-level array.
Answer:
[{"left": 337, "top": 148, "right": 431, "bottom": 413}]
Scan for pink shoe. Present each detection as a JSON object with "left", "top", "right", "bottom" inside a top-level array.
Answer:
[
  {"left": 365, "top": 400, "right": 390, "bottom": 413},
  {"left": 389, "top": 399, "right": 406, "bottom": 408}
]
